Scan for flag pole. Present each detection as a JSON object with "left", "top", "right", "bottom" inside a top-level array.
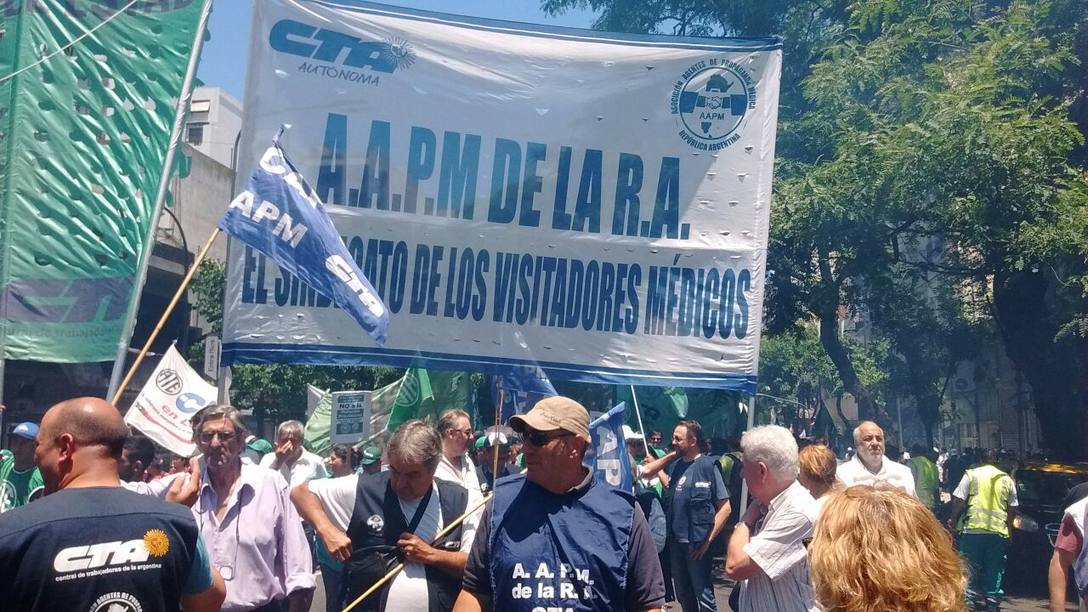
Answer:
[
  {"left": 738, "top": 394, "right": 757, "bottom": 516},
  {"left": 492, "top": 385, "right": 503, "bottom": 492},
  {"left": 105, "top": 0, "right": 215, "bottom": 402},
  {"left": 342, "top": 492, "right": 492, "bottom": 612},
  {"left": 629, "top": 385, "right": 651, "bottom": 457},
  {"left": 110, "top": 229, "right": 222, "bottom": 405}
]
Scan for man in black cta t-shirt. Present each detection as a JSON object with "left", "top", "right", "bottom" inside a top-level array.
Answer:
[{"left": 0, "top": 397, "right": 225, "bottom": 612}]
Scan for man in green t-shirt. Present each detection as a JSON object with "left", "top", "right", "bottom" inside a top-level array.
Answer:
[{"left": 0, "top": 422, "right": 45, "bottom": 513}]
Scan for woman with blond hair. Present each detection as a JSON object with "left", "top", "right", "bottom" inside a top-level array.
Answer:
[
  {"left": 798, "top": 444, "right": 839, "bottom": 514},
  {"left": 809, "top": 485, "right": 967, "bottom": 612}
]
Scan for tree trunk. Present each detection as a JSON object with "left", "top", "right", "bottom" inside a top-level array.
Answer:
[
  {"left": 819, "top": 314, "right": 877, "bottom": 421},
  {"left": 992, "top": 269, "right": 1088, "bottom": 461}
]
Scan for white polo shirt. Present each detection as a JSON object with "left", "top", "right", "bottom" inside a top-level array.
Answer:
[{"left": 836, "top": 455, "right": 917, "bottom": 496}]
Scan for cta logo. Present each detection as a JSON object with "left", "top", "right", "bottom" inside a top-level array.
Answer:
[
  {"left": 269, "top": 19, "right": 415, "bottom": 74},
  {"left": 54, "top": 530, "right": 170, "bottom": 573},
  {"left": 670, "top": 58, "right": 757, "bottom": 151}
]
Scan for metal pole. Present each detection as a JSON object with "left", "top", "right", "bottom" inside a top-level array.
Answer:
[
  {"left": 492, "top": 386, "right": 503, "bottom": 492},
  {"left": 216, "top": 128, "right": 244, "bottom": 405},
  {"left": 0, "top": 359, "right": 6, "bottom": 445},
  {"left": 628, "top": 385, "right": 651, "bottom": 457},
  {"left": 105, "top": 0, "right": 215, "bottom": 401},
  {"left": 739, "top": 394, "right": 757, "bottom": 516},
  {"left": 896, "top": 396, "right": 904, "bottom": 455}
]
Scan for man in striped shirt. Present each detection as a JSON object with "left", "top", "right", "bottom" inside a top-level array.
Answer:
[{"left": 725, "top": 425, "right": 819, "bottom": 612}]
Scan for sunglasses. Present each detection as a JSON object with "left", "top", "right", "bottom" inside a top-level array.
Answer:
[
  {"left": 198, "top": 430, "right": 236, "bottom": 444},
  {"left": 524, "top": 430, "right": 573, "bottom": 447}
]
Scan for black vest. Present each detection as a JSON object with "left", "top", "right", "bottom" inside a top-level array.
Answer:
[
  {"left": 341, "top": 472, "right": 468, "bottom": 612},
  {"left": 668, "top": 455, "right": 720, "bottom": 544}
]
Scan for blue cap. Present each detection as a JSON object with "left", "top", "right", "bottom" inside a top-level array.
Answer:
[{"left": 12, "top": 422, "right": 38, "bottom": 440}]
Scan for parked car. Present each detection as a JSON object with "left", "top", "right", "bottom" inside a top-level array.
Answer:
[{"left": 1006, "top": 462, "right": 1088, "bottom": 594}]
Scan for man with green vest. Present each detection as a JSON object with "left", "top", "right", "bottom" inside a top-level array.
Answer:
[
  {"left": 0, "top": 422, "right": 45, "bottom": 513},
  {"left": 947, "top": 448, "right": 1018, "bottom": 612},
  {"left": 906, "top": 444, "right": 940, "bottom": 514}
]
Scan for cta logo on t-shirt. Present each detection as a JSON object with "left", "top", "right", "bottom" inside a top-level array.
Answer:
[{"left": 53, "top": 529, "right": 170, "bottom": 580}]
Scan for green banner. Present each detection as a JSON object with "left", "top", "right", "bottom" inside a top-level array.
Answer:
[
  {"left": 385, "top": 369, "right": 472, "bottom": 433},
  {"left": 617, "top": 386, "right": 745, "bottom": 440},
  {"left": 0, "top": 1, "right": 205, "bottom": 362}
]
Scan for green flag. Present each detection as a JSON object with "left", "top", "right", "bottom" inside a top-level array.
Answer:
[
  {"left": 303, "top": 376, "right": 407, "bottom": 455},
  {"left": 385, "top": 369, "right": 472, "bottom": 433},
  {"left": 0, "top": 2, "right": 207, "bottom": 362},
  {"left": 302, "top": 386, "right": 333, "bottom": 455},
  {"left": 618, "top": 386, "right": 743, "bottom": 440}
]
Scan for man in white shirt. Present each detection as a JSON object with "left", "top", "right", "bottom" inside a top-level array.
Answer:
[
  {"left": 434, "top": 410, "right": 482, "bottom": 501},
  {"left": 260, "top": 420, "right": 329, "bottom": 487},
  {"left": 836, "top": 421, "right": 916, "bottom": 496},
  {"left": 726, "top": 425, "right": 819, "bottom": 612},
  {"left": 291, "top": 420, "right": 477, "bottom": 611}
]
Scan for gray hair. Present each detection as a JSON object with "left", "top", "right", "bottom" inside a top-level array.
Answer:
[
  {"left": 852, "top": 421, "right": 883, "bottom": 446},
  {"left": 276, "top": 420, "right": 305, "bottom": 442},
  {"left": 741, "top": 425, "right": 799, "bottom": 484},
  {"left": 436, "top": 409, "right": 470, "bottom": 436},
  {"left": 388, "top": 419, "right": 442, "bottom": 471},
  {"left": 192, "top": 405, "right": 249, "bottom": 441}
]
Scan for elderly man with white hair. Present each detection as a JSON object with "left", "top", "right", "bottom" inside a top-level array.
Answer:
[
  {"left": 725, "top": 425, "right": 819, "bottom": 612},
  {"left": 261, "top": 419, "right": 329, "bottom": 487},
  {"left": 836, "top": 421, "right": 916, "bottom": 496}
]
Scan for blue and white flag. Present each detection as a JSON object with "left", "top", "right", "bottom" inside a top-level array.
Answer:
[
  {"left": 586, "top": 402, "right": 634, "bottom": 493},
  {"left": 219, "top": 130, "right": 388, "bottom": 344},
  {"left": 491, "top": 365, "right": 557, "bottom": 424}
]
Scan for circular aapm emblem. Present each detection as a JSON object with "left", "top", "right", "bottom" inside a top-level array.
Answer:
[
  {"left": 670, "top": 58, "right": 757, "bottom": 151},
  {"left": 89, "top": 591, "right": 142, "bottom": 612}
]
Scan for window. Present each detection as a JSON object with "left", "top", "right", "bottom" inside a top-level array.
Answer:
[{"left": 187, "top": 124, "right": 204, "bottom": 145}]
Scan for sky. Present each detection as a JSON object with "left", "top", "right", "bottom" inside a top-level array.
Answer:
[{"left": 196, "top": 1, "right": 597, "bottom": 101}]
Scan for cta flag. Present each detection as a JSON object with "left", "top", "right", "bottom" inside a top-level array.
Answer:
[
  {"left": 586, "top": 403, "right": 634, "bottom": 493},
  {"left": 219, "top": 131, "right": 389, "bottom": 344},
  {"left": 124, "top": 346, "right": 214, "bottom": 456},
  {"left": 491, "top": 366, "right": 557, "bottom": 424},
  {"left": 0, "top": 2, "right": 207, "bottom": 361}
]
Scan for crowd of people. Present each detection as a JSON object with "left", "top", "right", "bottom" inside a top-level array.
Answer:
[{"left": 0, "top": 395, "right": 1082, "bottom": 612}]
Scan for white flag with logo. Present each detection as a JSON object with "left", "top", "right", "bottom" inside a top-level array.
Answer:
[{"left": 124, "top": 345, "right": 215, "bottom": 456}]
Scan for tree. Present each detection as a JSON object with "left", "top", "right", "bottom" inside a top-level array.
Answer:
[{"left": 543, "top": 0, "right": 1088, "bottom": 456}]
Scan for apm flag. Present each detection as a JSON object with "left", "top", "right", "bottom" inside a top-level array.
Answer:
[
  {"left": 223, "top": 0, "right": 782, "bottom": 393},
  {"left": 586, "top": 402, "right": 634, "bottom": 492},
  {"left": 219, "top": 132, "right": 389, "bottom": 344},
  {"left": 0, "top": 2, "right": 207, "bottom": 362},
  {"left": 124, "top": 346, "right": 214, "bottom": 456},
  {"left": 491, "top": 366, "right": 557, "bottom": 424}
]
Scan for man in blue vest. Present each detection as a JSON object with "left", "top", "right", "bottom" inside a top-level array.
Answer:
[
  {"left": 453, "top": 396, "right": 665, "bottom": 612},
  {"left": 643, "top": 420, "right": 732, "bottom": 612},
  {"left": 292, "top": 420, "right": 476, "bottom": 612}
]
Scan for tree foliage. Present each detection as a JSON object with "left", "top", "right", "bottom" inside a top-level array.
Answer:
[{"left": 544, "top": 0, "right": 1088, "bottom": 455}]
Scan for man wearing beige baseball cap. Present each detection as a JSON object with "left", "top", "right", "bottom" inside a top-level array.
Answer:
[{"left": 454, "top": 396, "right": 665, "bottom": 612}]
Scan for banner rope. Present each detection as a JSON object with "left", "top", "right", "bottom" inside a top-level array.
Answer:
[{"left": 0, "top": 0, "right": 144, "bottom": 85}]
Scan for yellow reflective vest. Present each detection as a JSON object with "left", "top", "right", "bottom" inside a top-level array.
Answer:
[{"left": 963, "top": 464, "right": 1015, "bottom": 537}]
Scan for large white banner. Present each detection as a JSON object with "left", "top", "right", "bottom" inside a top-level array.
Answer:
[
  {"left": 125, "top": 346, "right": 215, "bottom": 456},
  {"left": 223, "top": 0, "right": 782, "bottom": 392}
]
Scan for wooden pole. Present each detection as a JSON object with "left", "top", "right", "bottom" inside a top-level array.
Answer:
[
  {"left": 110, "top": 228, "right": 221, "bottom": 405},
  {"left": 341, "top": 492, "right": 493, "bottom": 612}
]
